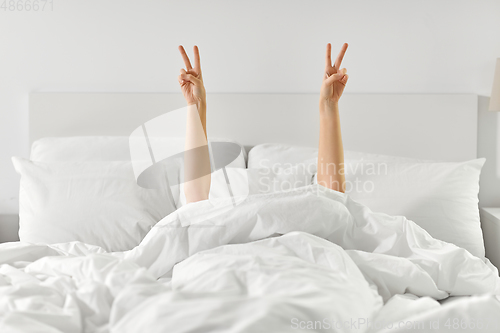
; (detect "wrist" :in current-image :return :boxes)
[319,100,339,116]
[187,99,206,110]
[197,100,206,116]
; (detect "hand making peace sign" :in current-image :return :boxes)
[178,45,206,107]
[320,43,349,107]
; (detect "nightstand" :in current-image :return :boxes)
[480,208,500,272]
[0,215,20,243]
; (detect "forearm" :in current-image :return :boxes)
[317,102,346,192]
[184,102,211,203]
[197,101,207,138]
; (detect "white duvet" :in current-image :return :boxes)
[1,185,499,332]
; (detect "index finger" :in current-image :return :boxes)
[193,45,201,70]
[334,43,348,69]
[325,43,332,69]
[178,45,193,70]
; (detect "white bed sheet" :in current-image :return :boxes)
[0,185,499,332]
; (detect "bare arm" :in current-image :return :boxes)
[178,45,211,203]
[317,43,349,192]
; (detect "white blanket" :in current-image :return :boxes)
[1,185,499,332]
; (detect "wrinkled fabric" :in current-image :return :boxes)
[0,185,499,332]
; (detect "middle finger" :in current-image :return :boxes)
[334,43,348,70]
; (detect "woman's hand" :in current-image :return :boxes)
[179,45,210,203]
[178,45,206,107]
[320,43,349,110]
[317,43,348,193]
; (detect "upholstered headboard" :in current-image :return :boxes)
[29,93,478,161]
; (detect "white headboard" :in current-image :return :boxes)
[29,93,478,161]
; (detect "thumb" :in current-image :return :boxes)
[180,73,202,86]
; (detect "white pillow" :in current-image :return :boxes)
[247,143,438,169]
[178,166,315,207]
[12,157,174,251]
[248,144,319,169]
[30,136,247,167]
[30,136,247,212]
[178,167,252,207]
[314,158,486,258]
[217,156,486,259]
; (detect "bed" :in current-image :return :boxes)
[2,93,498,332]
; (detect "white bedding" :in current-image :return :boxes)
[1,185,499,332]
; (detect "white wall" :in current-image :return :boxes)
[1,0,500,213]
